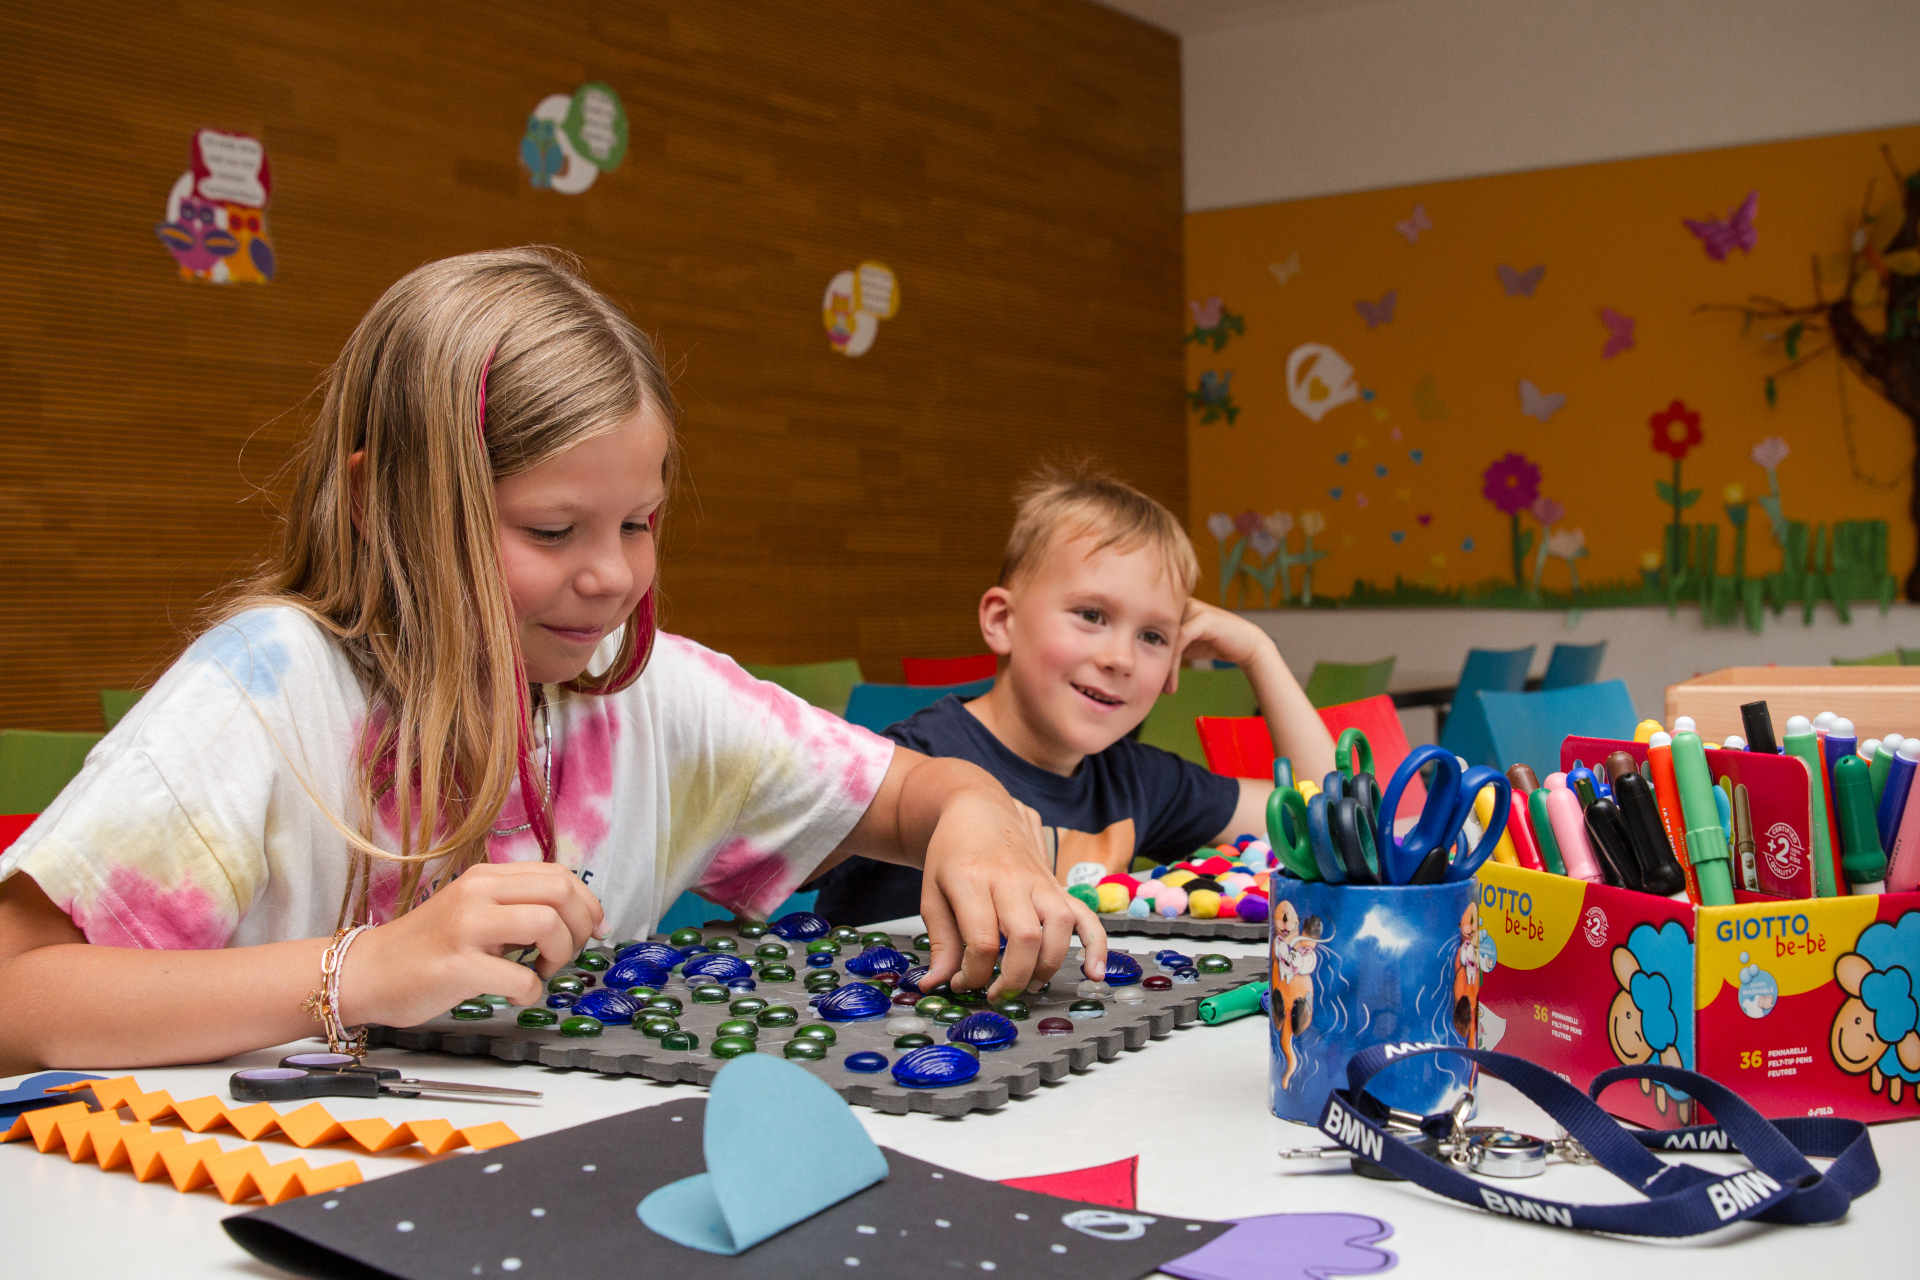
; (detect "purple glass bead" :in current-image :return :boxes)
[770,911,831,941]
[571,989,641,1025]
[615,942,683,970]
[1142,975,1173,991]
[845,946,909,977]
[605,959,670,991]
[946,1010,1018,1051]
[1036,1017,1073,1035]
[891,1044,980,1087]
[1103,954,1144,986]
[682,953,754,984]
[816,983,891,1022]
[844,1051,889,1073]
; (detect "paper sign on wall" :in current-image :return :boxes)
[154,130,275,283]
[521,82,629,194]
[824,261,900,357]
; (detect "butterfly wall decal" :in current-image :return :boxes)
[1496,263,1545,296]
[1518,378,1567,422]
[1394,204,1431,243]
[1682,190,1758,261]
[1354,289,1397,328]
[1268,251,1301,284]
[1599,307,1636,358]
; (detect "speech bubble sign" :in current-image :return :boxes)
[192,130,270,207]
[563,82,628,171]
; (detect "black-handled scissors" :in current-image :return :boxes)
[229,1052,543,1103]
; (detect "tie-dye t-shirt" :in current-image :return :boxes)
[0,607,894,950]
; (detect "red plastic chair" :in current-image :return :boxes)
[900,653,998,686]
[0,814,36,855]
[1195,694,1428,820]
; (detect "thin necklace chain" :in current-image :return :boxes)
[490,689,552,837]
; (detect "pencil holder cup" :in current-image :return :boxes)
[1268,876,1481,1124]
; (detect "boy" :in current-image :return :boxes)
[814,464,1335,925]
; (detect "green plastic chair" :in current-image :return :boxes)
[1302,657,1396,707]
[1832,651,1902,666]
[0,729,104,813]
[1901,649,1920,666]
[740,659,866,717]
[1135,666,1258,767]
[99,688,144,729]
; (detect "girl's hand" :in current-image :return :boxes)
[1166,598,1281,692]
[340,862,604,1028]
[916,784,1107,999]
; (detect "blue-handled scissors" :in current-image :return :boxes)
[1374,745,1512,884]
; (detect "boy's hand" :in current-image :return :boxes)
[1166,597,1281,693]
[917,784,1107,999]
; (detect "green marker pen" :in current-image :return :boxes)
[1782,715,1838,898]
[1869,735,1903,810]
[1669,725,1735,905]
[1834,755,1888,894]
[1528,787,1565,875]
[1198,980,1271,1026]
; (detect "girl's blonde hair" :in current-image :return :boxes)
[224,246,678,923]
[999,461,1198,596]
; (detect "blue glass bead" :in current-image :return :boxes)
[947,1010,1018,1050]
[1172,966,1200,984]
[544,992,578,1009]
[770,910,831,941]
[681,944,712,958]
[815,984,891,1022]
[806,952,836,968]
[898,966,933,995]
[1103,954,1144,987]
[572,989,642,1025]
[844,1051,889,1073]
[605,959,670,991]
[726,978,758,993]
[615,942,684,970]
[891,1044,980,1088]
[845,946,909,977]
[683,953,754,984]
[1156,951,1192,969]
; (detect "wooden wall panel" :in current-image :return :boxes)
[0,1,1182,730]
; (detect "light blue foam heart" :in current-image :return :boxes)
[1374,464,1388,477]
[1409,449,1424,464]
[1329,488,1344,500]
[638,1054,887,1254]
[1390,530,1405,543]
[1335,452,1350,465]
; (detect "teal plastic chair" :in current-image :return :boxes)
[99,688,143,729]
[843,679,993,734]
[1135,666,1258,767]
[1473,680,1640,779]
[1435,645,1536,767]
[0,729,103,813]
[1302,657,1397,707]
[1540,642,1606,690]
[656,888,818,934]
[741,659,866,717]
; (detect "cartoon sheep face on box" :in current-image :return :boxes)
[1604,921,1695,1122]
[1829,913,1920,1104]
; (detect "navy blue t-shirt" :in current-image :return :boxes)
[810,695,1240,925]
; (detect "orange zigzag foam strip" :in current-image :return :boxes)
[2,1099,362,1205]
[43,1076,519,1155]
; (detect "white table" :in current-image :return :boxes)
[2,930,1910,1277]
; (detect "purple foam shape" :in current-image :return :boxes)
[1160,1212,1397,1280]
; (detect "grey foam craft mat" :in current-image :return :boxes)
[369,929,1265,1118]
[1095,911,1268,941]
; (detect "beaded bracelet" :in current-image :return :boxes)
[303,923,374,1057]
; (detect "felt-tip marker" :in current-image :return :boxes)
[1544,772,1604,884]
[1733,783,1758,891]
[1670,724,1734,905]
[1879,740,1918,854]
[1634,719,1664,744]
[1833,755,1887,894]
[1611,771,1688,899]
[1740,700,1779,755]
[1869,735,1903,809]
[1513,765,1565,876]
[1782,715,1839,898]
[1199,979,1271,1026]
[1645,733,1698,901]
[1887,762,1920,894]
[1722,734,1748,751]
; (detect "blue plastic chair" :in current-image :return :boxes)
[1473,680,1640,779]
[1540,641,1607,690]
[656,888,818,935]
[842,679,993,734]
[1435,645,1535,768]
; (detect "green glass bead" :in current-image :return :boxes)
[897,952,920,966]
[659,1030,700,1051]
[950,987,987,1007]
[913,933,932,950]
[756,1005,799,1028]
[829,925,862,944]
[547,974,587,996]
[560,1015,605,1037]
[729,996,769,1016]
[715,1019,759,1040]
[893,1032,933,1050]
[645,995,684,1015]
[913,996,952,1017]
[783,1038,828,1060]
[637,1015,679,1038]
[859,931,893,949]
[793,1024,838,1045]
[517,1008,559,1028]
[690,983,731,1004]
[803,970,842,993]
[1068,999,1106,1018]
[1195,953,1234,974]
[934,1006,968,1025]
[707,936,740,952]
[949,1041,980,1057]
[711,1035,758,1059]
[451,1000,493,1020]
[668,927,704,947]
[758,963,797,983]
[805,938,842,955]
[754,941,791,960]
[991,997,1031,1021]
[623,984,661,1000]
[574,948,613,971]
[476,993,513,1008]
[735,920,769,939]
[612,939,643,953]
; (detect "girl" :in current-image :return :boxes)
[0,247,1102,1074]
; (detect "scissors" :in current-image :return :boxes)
[1375,745,1512,884]
[229,1052,544,1104]
[1266,778,1325,882]
[1321,728,1382,818]
[1307,790,1382,883]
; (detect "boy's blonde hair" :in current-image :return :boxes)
[999,462,1198,596]
[224,246,678,923]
